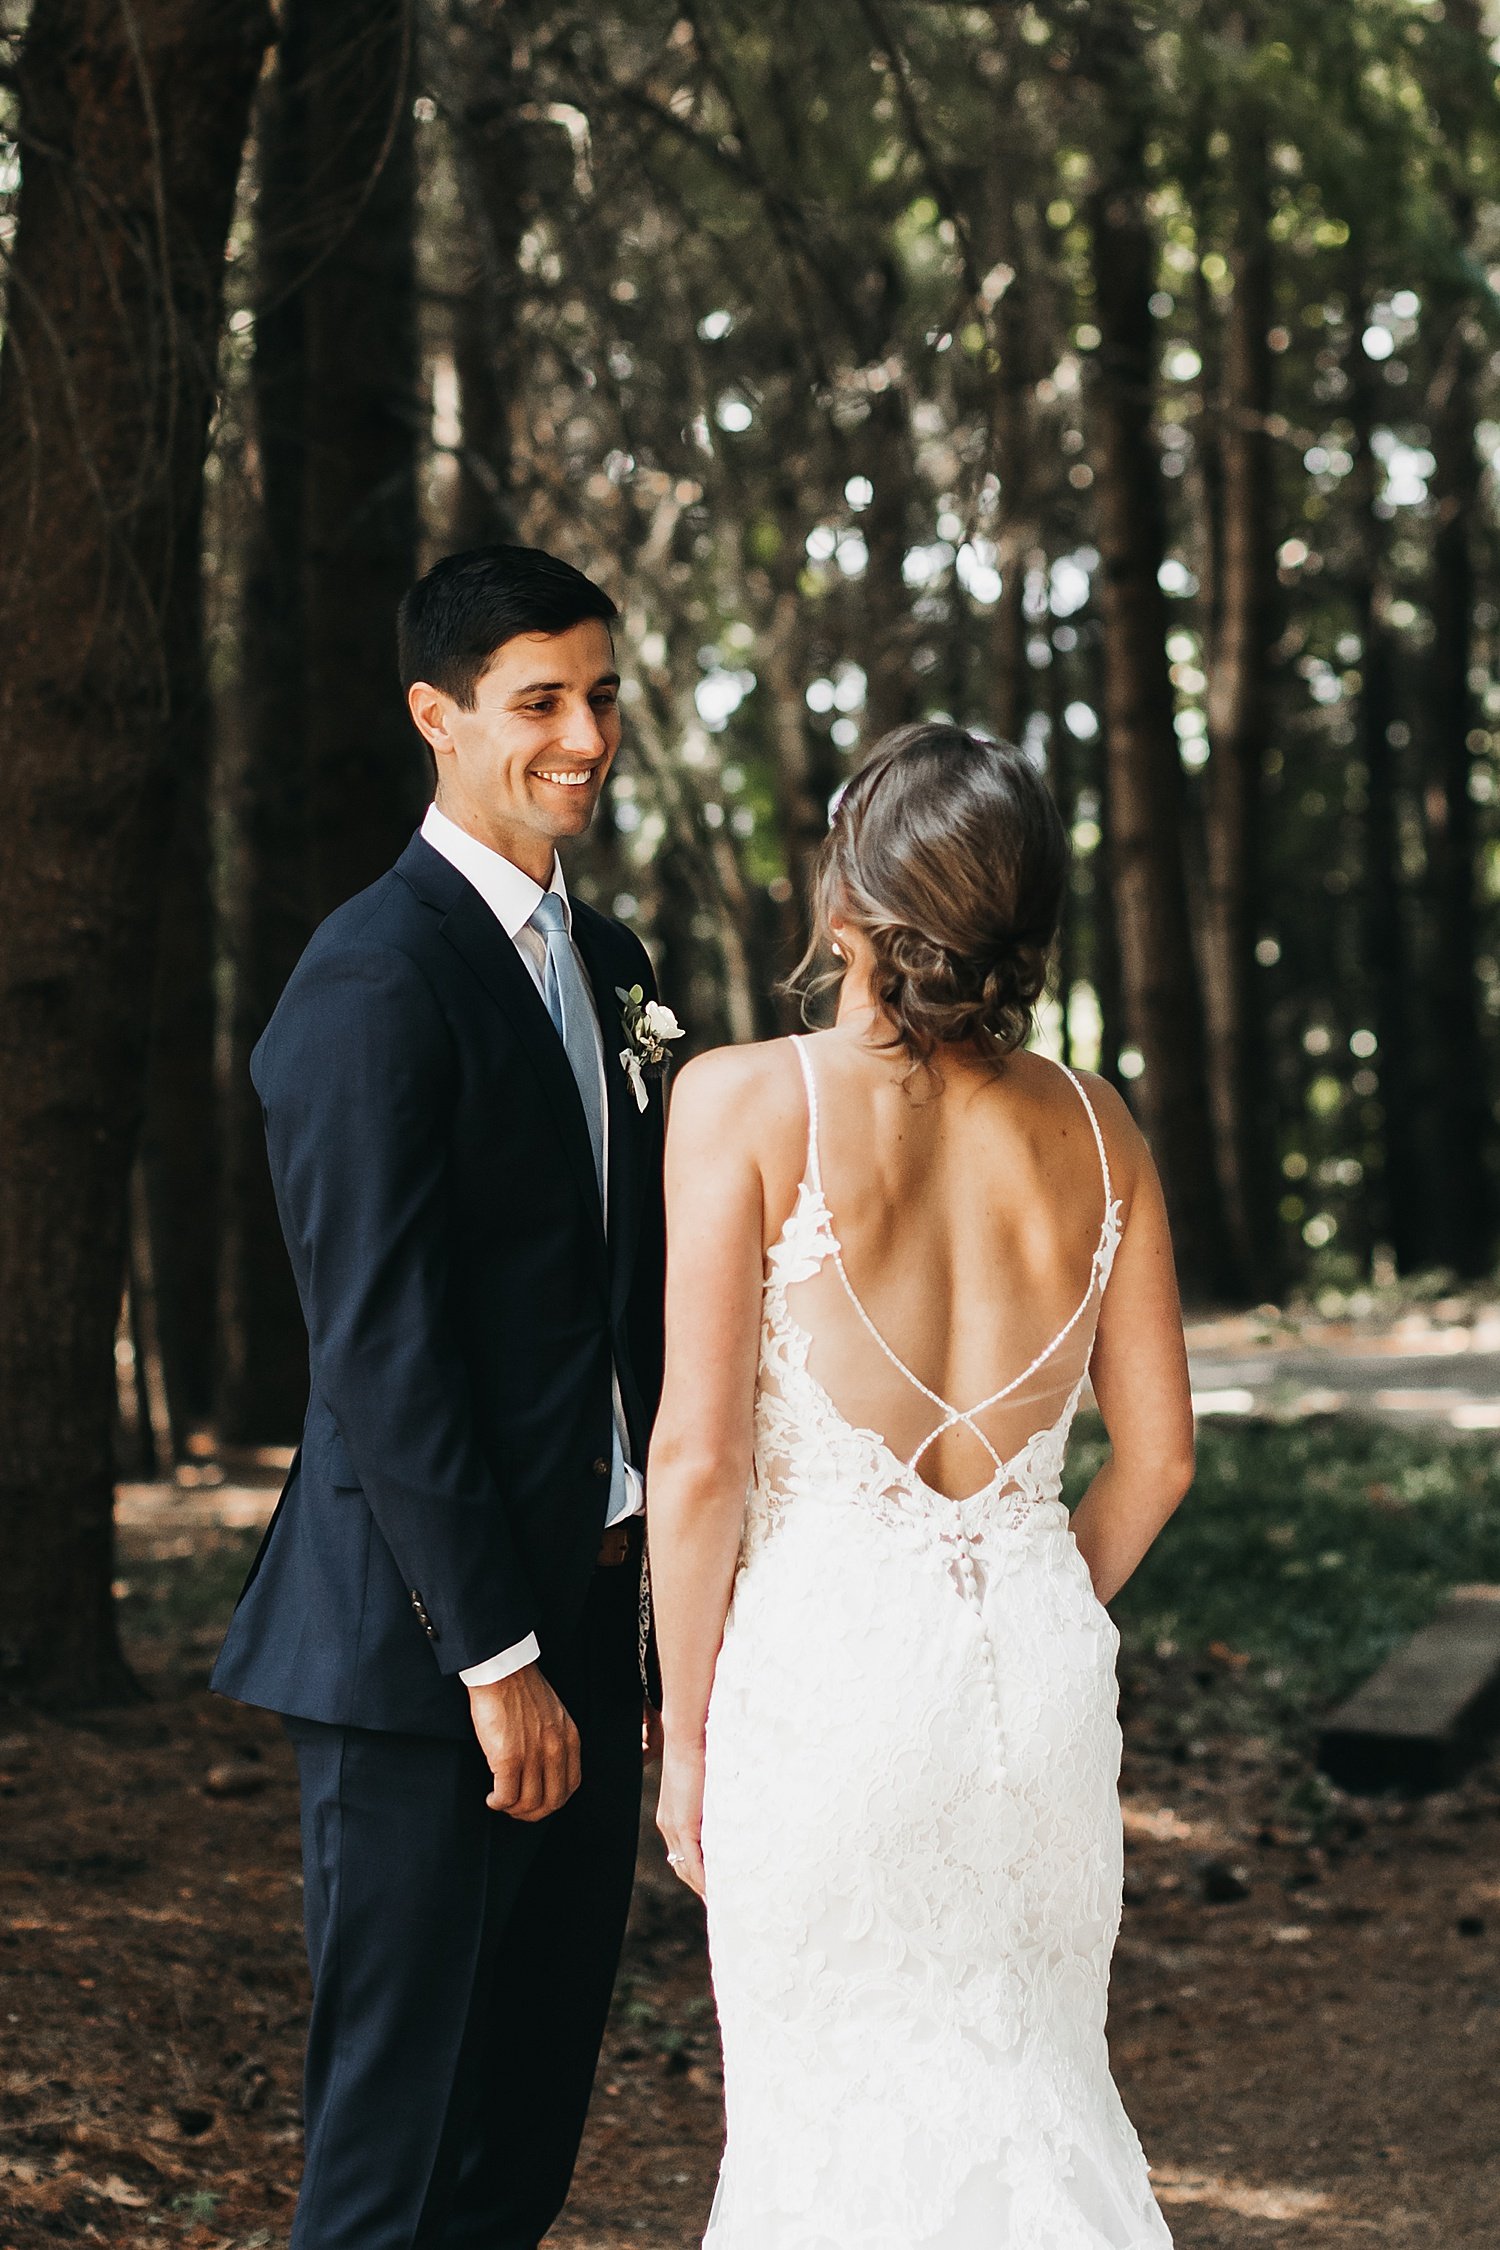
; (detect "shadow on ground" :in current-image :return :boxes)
[1,1505,1498,2248]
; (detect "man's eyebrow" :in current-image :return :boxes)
[505,670,621,702]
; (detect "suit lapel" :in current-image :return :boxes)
[397,836,607,1256]
[571,908,646,1318]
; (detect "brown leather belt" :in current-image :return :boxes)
[596,1520,639,1569]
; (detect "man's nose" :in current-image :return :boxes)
[557,698,608,757]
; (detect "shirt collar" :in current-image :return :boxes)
[420,801,569,940]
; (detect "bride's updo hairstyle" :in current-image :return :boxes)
[796,722,1068,1066]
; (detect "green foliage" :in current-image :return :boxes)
[410,0,1500,1278]
[1066,1414,1500,1717]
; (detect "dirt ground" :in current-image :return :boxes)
[2,1540,1498,2250]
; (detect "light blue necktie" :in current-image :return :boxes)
[530,891,631,1525]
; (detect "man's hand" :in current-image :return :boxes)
[467,1663,580,1821]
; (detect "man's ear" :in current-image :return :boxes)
[407,680,453,760]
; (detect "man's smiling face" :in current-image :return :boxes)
[407,618,622,882]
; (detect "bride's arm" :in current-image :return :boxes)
[1070,1097,1195,1606]
[647,1049,770,1896]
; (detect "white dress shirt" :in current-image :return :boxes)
[419,802,644,1688]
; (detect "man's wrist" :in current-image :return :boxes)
[460,1632,540,1688]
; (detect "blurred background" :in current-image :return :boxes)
[2,5,1500,2245]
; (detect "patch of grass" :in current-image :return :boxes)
[1066,1415,1500,1719]
[116,1529,263,1650]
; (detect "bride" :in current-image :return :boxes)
[647,722,1194,2249]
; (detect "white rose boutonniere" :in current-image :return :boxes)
[616,984,684,1111]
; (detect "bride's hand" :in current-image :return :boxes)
[656,1740,706,1897]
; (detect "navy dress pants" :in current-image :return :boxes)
[283,1561,643,2250]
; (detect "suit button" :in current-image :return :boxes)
[592,1458,610,1477]
[425,1625,438,1641]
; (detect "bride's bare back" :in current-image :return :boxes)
[756,1030,1122,1505]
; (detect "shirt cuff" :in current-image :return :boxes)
[605,1460,646,1528]
[460,1632,541,1687]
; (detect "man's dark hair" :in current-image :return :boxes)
[397,543,618,710]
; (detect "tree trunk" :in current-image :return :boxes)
[300,0,424,917]
[1202,126,1281,1295]
[1045,621,1076,1066]
[439,0,526,549]
[1426,312,1489,1274]
[763,582,839,953]
[140,498,219,1452]
[1092,740,1127,1092]
[0,0,270,1705]
[1424,0,1490,1274]
[1086,148,1239,1300]
[1347,283,1429,1273]
[987,105,1046,750]
[217,17,318,1444]
[860,372,918,745]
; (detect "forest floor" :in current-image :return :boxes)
[1185,1291,1500,1434]
[6,1398,1500,2250]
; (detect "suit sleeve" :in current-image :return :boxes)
[255,942,537,1673]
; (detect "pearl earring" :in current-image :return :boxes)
[831,941,845,962]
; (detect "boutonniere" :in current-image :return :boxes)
[616,985,684,1112]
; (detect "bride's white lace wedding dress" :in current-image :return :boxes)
[699,1038,1172,2249]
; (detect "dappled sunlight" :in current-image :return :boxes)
[1152,2164,1335,2221]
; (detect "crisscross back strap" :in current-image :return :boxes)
[781,1039,1117,1490]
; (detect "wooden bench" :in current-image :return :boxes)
[1317,1585,1500,1794]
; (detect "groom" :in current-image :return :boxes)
[213,545,667,2249]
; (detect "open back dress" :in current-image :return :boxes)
[699,1036,1171,2250]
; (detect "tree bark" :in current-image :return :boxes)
[1347,283,1429,1272]
[217,17,317,1444]
[1423,0,1490,1274]
[1045,620,1076,1066]
[1426,310,1489,1273]
[987,94,1048,750]
[1091,728,1127,1092]
[139,491,219,1451]
[859,373,918,745]
[439,0,527,549]
[1086,141,1239,1300]
[763,581,840,957]
[0,0,270,1704]
[300,0,424,918]
[1202,122,1281,1295]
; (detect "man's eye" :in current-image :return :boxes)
[592,692,619,711]
[526,699,556,714]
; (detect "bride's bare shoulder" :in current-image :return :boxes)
[1015,1055,1148,1199]
[666,1037,808,1151]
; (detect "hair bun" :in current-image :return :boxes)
[789,723,1068,1067]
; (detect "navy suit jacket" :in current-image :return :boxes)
[212,832,667,1740]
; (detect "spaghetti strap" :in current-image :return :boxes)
[789,1035,824,1192]
[1056,1062,1115,1260]
[1057,1063,1113,1236]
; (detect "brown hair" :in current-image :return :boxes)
[790,722,1069,1066]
